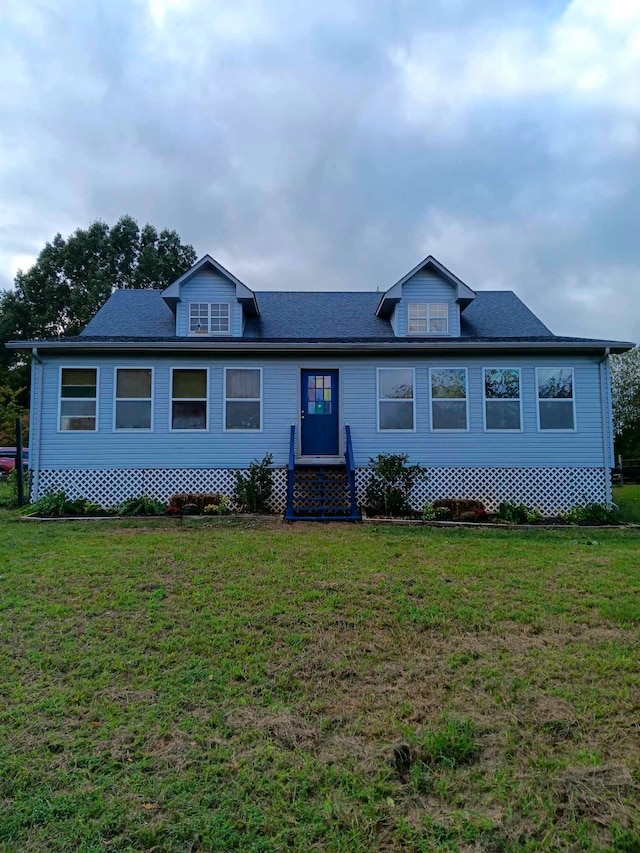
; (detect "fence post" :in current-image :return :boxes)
[15,418,25,507]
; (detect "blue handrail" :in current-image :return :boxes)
[285,424,296,519]
[344,424,359,518]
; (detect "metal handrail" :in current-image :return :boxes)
[344,424,359,518]
[286,424,296,518]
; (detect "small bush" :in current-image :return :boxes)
[420,716,480,768]
[562,502,621,525]
[234,453,274,513]
[203,495,230,515]
[432,499,485,520]
[497,501,543,524]
[365,453,425,517]
[118,495,166,516]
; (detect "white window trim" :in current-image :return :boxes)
[376,367,416,432]
[170,366,209,432]
[482,367,523,433]
[535,366,577,433]
[188,302,231,336]
[57,365,99,433]
[113,367,154,432]
[223,367,263,432]
[429,367,469,432]
[407,302,450,336]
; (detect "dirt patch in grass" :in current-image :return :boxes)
[552,764,639,826]
[225,708,321,751]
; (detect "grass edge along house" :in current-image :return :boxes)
[7,254,634,519]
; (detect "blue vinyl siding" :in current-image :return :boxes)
[393,271,461,337]
[36,353,607,472]
[175,269,243,336]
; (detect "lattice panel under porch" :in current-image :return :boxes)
[354,467,607,515]
[37,468,288,513]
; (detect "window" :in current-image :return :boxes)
[225,368,261,430]
[171,368,208,430]
[115,368,152,430]
[484,368,522,430]
[537,367,575,430]
[430,368,467,430]
[378,368,415,430]
[408,303,449,334]
[189,302,230,335]
[59,368,97,431]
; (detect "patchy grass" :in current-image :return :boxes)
[1,515,639,852]
[614,484,640,523]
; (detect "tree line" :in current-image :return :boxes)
[0,216,196,443]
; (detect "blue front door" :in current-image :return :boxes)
[301,369,339,456]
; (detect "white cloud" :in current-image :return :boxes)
[393,0,640,124]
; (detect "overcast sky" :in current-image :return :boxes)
[0,0,638,342]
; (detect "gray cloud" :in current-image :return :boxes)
[0,0,638,343]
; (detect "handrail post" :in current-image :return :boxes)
[285,424,296,519]
[344,424,360,519]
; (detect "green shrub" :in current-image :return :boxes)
[0,469,19,509]
[562,502,621,525]
[365,453,425,517]
[118,495,166,516]
[22,491,107,517]
[234,453,274,513]
[420,716,480,768]
[497,501,543,524]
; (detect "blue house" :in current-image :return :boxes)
[9,254,634,518]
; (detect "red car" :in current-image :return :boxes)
[0,448,29,480]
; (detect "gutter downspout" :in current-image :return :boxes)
[600,347,612,503]
[31,347,43,501]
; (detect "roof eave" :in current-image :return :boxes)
[8,339,635,355]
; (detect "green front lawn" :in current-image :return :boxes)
[1,516,639,851]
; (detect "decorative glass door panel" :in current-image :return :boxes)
[300,369,339,455]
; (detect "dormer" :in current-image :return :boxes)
[376,255,475,338]
[161,255,259,337]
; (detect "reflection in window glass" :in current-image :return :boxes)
[484,368,521,430]
[378,369,414,430]
[431,368,467,430]
[538,368,574,429]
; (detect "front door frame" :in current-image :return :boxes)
[298,367,342,460]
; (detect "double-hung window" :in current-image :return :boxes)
[171,368,208,430]
[430,368,468,430]
[225,368,261,430]
[59,368,98,431]
[378,368,415,430]
[189,303,230,335]
[484,368,522,430]
[115,368,153,430]
[537,367,575,430]
[408,303,449,334]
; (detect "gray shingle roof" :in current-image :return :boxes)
[80,288,553,340]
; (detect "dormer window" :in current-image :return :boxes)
[408,303,449,335]
[189,302,230,335]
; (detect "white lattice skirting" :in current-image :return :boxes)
[356,466,608,515]
[36,468,289,513]
[37,466,607,515]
